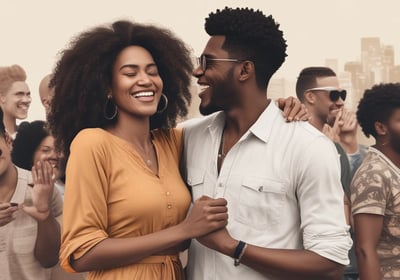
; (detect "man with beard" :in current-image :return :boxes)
[351,83,400,280]
[295,67,352,215]
[182,7,352,280]
[295,66,357,279]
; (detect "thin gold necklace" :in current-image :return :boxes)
[145,142,154,166]
[218,131,226,160]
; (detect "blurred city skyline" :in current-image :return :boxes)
[267,36,400,109]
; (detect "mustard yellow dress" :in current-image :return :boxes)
[60,128,191,280]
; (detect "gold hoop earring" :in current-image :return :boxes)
[104,96,117,120]
[156,94,168,114]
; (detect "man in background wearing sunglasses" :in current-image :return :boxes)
[296,66,358,280]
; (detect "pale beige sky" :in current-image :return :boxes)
[1,0,399,121]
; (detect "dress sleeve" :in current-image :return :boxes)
[60,129,110,272]
[296,136,353,265]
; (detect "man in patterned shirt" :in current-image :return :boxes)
[351,83,400,280]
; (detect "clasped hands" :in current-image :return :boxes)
[182,195,232,252]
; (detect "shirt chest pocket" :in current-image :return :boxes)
[235,177,286,230]
[186,167,206,199]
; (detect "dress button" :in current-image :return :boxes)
[218,183,223,187]
[167,203,172,209]
[166,191,170,196]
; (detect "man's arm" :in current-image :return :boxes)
[197,228,343,280]
[353,214,383,280]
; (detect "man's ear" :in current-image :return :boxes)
[0,94,6,104]
[374,121,387,136]
[304,91,315,104]
[238,61,254,82]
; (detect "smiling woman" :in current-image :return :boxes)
[47,20,229,280]
[0,65,31,139]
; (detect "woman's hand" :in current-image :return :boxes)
[23,160,55,221]
[181,195,228,238]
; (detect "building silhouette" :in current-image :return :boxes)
[345,37,400,107]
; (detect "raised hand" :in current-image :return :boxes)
[339,109,358,134]
[0,202,19,227]
[322,109,343,143]
[181,195,228,238]
[338,108,359,153]
[23,160,55,221]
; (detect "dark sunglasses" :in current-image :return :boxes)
[196,54,243,72]
[305,87,347,102]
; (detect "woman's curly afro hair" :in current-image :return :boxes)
[12,120,49,170]
[47,20,193,159]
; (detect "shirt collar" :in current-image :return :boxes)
[248,101,280,143]
[206,101,282,143]
[207,111,226,135]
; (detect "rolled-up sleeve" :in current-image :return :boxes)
[296,137,353,265]
[60,130,110,273]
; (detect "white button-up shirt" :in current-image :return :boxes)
[182,102,352,280]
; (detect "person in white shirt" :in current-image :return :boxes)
[295,66,358,279]
[182,7,352,280]
[0,107,62,280]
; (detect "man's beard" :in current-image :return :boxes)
[199,68,235,116]
[388,131,400,155]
